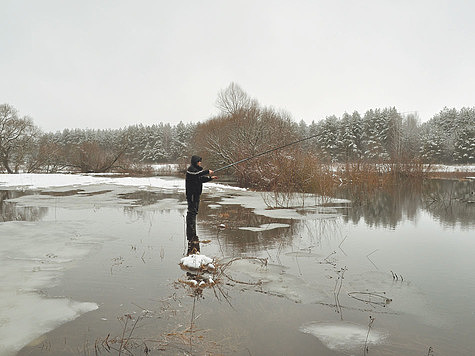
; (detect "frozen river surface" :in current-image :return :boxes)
[0,174,474,355]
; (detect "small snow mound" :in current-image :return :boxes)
[180,254,213,270]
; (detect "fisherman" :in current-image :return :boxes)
[185,155,217,255]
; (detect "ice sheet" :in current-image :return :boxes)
[0,294,97,356]
[221,258,331,303]
[0,220,100,355]
[219,190,347,220]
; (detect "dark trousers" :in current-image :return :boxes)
[186,194,200,241]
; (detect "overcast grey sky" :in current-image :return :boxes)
[1,0,474,132]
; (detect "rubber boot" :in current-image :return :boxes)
[187,237,200,256]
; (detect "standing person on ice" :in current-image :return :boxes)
[186,155,217,255]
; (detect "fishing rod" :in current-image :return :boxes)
[213,133,320,173]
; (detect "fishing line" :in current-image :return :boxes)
[213,133,320,173]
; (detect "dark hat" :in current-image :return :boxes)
[191,155,202,166]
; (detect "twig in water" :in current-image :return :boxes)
[363,316,375,355]
[338,234,348,256]
[390,270,404,282]
[366,249,379,270]
[348,291,392,307]
[190,295,197,353]
[333,267,347,319]
[321,251,337,266]
[118,314,131,356]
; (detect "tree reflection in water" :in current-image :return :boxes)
[337,178,474,229]
[0,190,48,222]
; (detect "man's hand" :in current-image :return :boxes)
[211,176,218,179]
[209,170,214,175]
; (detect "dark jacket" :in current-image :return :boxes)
[186,156,213,197]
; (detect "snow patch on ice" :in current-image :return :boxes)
[300,321,386,352]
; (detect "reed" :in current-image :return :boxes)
[245,152,426,208]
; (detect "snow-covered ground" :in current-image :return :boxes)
[151,163,179,172]
[427,164,475,172]
[0,173,245,192]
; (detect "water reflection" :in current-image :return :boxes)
[198,201,296,254]
[0,190,48,222]
[337,179,475,229]
[118,190,177,206]
[422,179,475,228]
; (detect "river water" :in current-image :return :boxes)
[0,176,474,355]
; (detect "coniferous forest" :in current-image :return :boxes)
[1,84,474,175]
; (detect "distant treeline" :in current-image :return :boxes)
[0,83,473,174]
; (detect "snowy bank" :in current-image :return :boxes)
[427,164,475,173]
[0,173,245,192]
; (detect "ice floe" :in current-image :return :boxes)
[219,190,348,220]
[0,220,100,355]
[239,223,290,232]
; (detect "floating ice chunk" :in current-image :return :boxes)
[208,204,222,209]
[180,254,213,269]
[208,277,214,284]
[239,223,290,232]
[299,321,386,352]
[219,190,348,220]
[0,294,97,356]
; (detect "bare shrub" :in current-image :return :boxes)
[67,141,127,173]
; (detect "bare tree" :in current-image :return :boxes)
[215,82,258,116]
[195,84,299,187]
[0,104,38,173]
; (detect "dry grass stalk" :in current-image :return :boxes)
[364,315,375,355]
